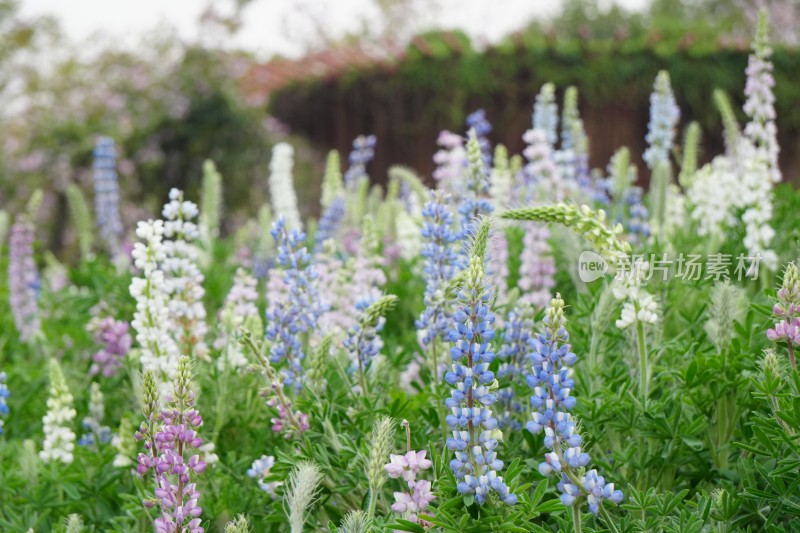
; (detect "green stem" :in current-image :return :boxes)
[572,505,583,533]
[635,308,648,410]
[598,504,621,533]
[367,485,378,520]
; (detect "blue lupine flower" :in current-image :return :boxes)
[267,218,326,390]
[0,371,9,436]
[527,294,623,515]
[626,187,650,242]
[533,83,559,148]
[466,109,493,169]
[343,298,384,376]
[643,71,680,170]
[458,129,494,241]
[496,306,535,430]
[92,136,123,253]
[445,238,516,506]
[314,196,346,252]
[416,192,460,348]
[344,134,377,190]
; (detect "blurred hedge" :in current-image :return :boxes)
[269,29,800,184]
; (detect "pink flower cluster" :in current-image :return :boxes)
[385,450,435,527]
[266,396,310,437]
[767,263,800,369]
[88,316,132,377]
[518,223,556,308]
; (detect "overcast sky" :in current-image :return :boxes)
[20,0,649,59]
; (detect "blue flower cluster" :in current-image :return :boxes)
[533,83,559,147]
[445,254,516,506]
[626,187,650,242]
[344,134,377,190]
[0,371,9,436]
[416,193,459,348]
[267,218,325,390]
[466,109,493,169]
[458,129,494,239]
[314,196,346,252]
[643,71,680,170]
[78,418,111,447]
[496,306,535,430]
[527,294,623,515]
[343,298,385,378]
[93,136,123,252]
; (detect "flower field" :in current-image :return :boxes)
[2,10,800,533]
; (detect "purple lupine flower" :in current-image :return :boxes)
[314,196,346,252]
[93,136,124,254]
[8,216,40,342]
[432,130,466,197]
[445,224,516,506]
[767,262,800,369]
[517,224,555,308]
[266,396,309,435]
[466,109,493,169]
[344,134,376,191]
[136,357,207,533]
[88,316,132,378]
[522,129,572,202]
[527,294,623,514]
[266,218,326,390]
[533,83,559,148]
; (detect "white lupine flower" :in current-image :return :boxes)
[269,143,302,230]
[162,189,208,359]
[613,261,659,330]
[130,219,180,390]
[215,268,260,371]
[40,360,76,464]
[395,210,422,261]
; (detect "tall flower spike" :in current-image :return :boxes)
[767,262,800,370]
[88,316,131,378]
[285,461,324,533]
[344,134,377,191]
[433,130,467,198]
[445,220,517,506]
[267,218,325,390]
[533,83,559,147]
[321,150,344,210]
[269,143,302,230]
[643,71,680,171]
[559,86,590,189]
[136,355,207,533]
[92,136,123,254]
[522,129,571,203]
[527,294,623,515]
[40,359,77,464]
[8,214,41,342]
[344,295,398,394]
[744,10,780,184]
[496,305,535,430]
[130,219,180,390]
[200,159,223,244]
[458,128,494,240]
[465,109,493,170]
[216,268,261,371]
[517,224,555,308]
[162,188,208,359]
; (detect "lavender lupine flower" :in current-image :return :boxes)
[92,136,123,254]
[533,83,559,147]
[416,192,460,353]
[466,109,493,169]
[643,71,680,171]
[517,224,555,308]
[767,263,800,370]
[266,218,325,390]
[496,306,535,430]
[445,221,516,506]
[523,129,572,202]
[559,87,590,189]
[8,216,41,342]
[40,359,77,464]
[314,196,346,252]
[136,357,207,533]
[130,219,180,390]
[162,189,208,359]
[344,134,377,191]
[744,11,780,184]
[78,383,111,447]
[432,130,467,197]
[247,455,282,497]
[527,294,623,514]
[87,316,132,378]
[385,421,435,527]
[0,371,9,436]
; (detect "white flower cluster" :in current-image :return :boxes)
[40,360,77,464]
[162,188,208,359]
[269,143,302,231]
[215,268,260,370]
[523,129,575,202]
[130,219,180,384]
[613,262,659,330]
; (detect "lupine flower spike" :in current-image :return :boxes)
[136,356,207,533]
[343,294,398,394]
[40,359,77,464]
[8,214,41,342]
[92,136,124,254]
[767,263,800,370]
[386,420,435,526]
[445,219,517,505]
[88,316,132,378]
[527,294,623,520]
